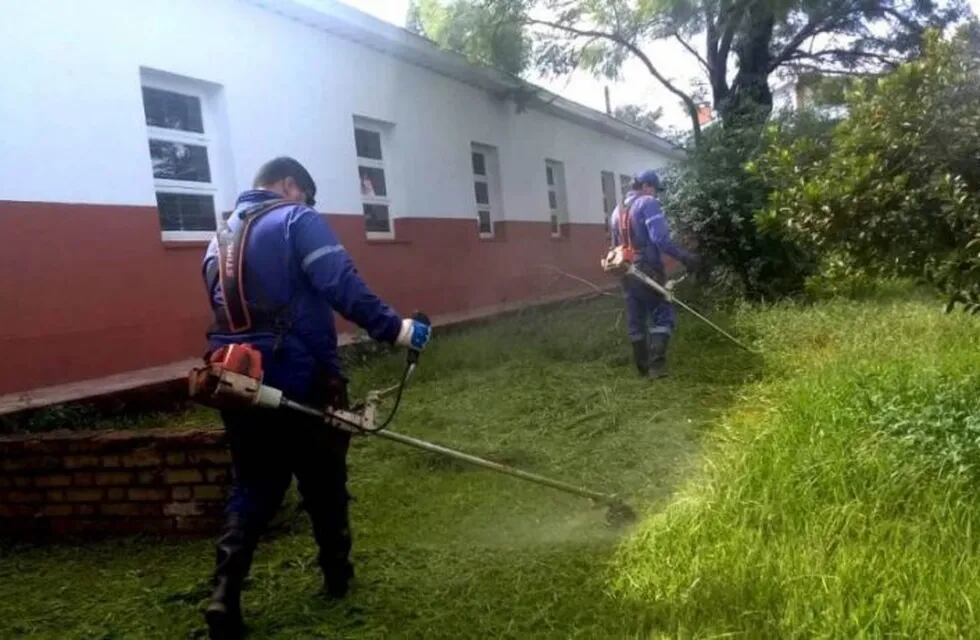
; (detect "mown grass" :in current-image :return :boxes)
[0,297,756,639]
[3,287,977,638]
[614,287,980,637]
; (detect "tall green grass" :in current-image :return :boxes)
[613,290,980,637]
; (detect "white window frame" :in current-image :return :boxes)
[353,118,394,240]
[601,170,617,222]
[141,72,224,243]
[471,143,502,239]
[546,159,568,238]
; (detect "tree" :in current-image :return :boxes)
[612,104,664,133]
[755,32,980,310]
[444,0,968,142]
[407,0,531,76]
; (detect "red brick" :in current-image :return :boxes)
[0,503,36,518]
[186,449,232,465]
[65,488,103,502]
[41,504,73,517]
[120,449,162,468]
[95,471,134,486]
[163,501,204,517]
[3,456,61,472]
[12,476,33,488]
[174,516,223,532]
[72,472,95,487]
[100,503,141,517]
[101,455,121,467]
[5,490,43,503]
[0,476,11,488]
[106,488,126,500]
[165,452,186,465]
[193,485,225,501]
[64,455,100,469]
[137,470,162,484]
[171,486,193,501]
[128,487,168,501]
[164,469,203,484]
[138,518,175,534]
[76,504,97,516]
[205,468,229,483]
[34,474,72,488]
[46,489,66,502]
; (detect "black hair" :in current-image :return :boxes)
[631,179,642,191]
[253,156,317,206]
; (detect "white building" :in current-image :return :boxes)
[0,0,681,395]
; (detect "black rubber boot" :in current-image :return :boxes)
[313,509,354,599]
[648,334,670,379]
[206,520,252,640]
[631,340,649,376]
[322,556,355,599]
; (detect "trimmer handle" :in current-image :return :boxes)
[407,311,431,365]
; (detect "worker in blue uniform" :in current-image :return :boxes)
[200,157,431,639]
[610,169,699,377]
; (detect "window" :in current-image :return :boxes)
[601,171,617,220]
[471,143,502,238]
[620,174,633,198]
[545,159,567,237]
[354,119,393,237]
[141,80,222,238]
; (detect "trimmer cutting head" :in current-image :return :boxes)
[605,500,637,527]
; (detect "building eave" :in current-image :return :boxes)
[245,0,685,159]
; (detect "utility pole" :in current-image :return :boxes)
[604,85,612,115]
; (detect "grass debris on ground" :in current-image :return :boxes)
[0,297,754,639]
[1,286,978,638]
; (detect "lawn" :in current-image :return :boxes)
[1,287,978,639]
[0,296,756,639]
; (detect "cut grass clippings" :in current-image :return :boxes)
[2,287,978,638]
[0,297,756,639]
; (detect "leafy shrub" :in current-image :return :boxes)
[755,31,980,311]
[665,112,834,300]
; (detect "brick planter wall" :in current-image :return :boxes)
[0,429,230,537]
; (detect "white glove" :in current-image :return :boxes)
[396,318,432,350]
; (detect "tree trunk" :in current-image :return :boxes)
[719,1,774,125]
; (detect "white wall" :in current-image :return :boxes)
[0,0,672,226]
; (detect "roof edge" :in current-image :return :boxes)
[245,0,685,158]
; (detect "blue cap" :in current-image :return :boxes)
[635,169,663,190]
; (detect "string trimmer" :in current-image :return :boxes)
[624,266,756,353]
[188,325,636,526]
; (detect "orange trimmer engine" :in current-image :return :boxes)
[188,344,284,410]
[600,200,636,275]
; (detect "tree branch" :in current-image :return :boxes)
[768,14,835,73]
[882,7,922,32]
[786,63,878,77]
[674,32,710,72]
[527,17,702,143]
[794,47,903,69]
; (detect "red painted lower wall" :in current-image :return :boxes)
[0,201,613,394]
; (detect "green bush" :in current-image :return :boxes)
[756,31,980,312]
[664,112,833,300]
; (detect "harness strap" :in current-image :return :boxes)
[215,199,289,333]
[617,198,636,263]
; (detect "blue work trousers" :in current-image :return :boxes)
[623,278,675,342]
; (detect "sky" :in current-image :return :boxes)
[337,0,980,132]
